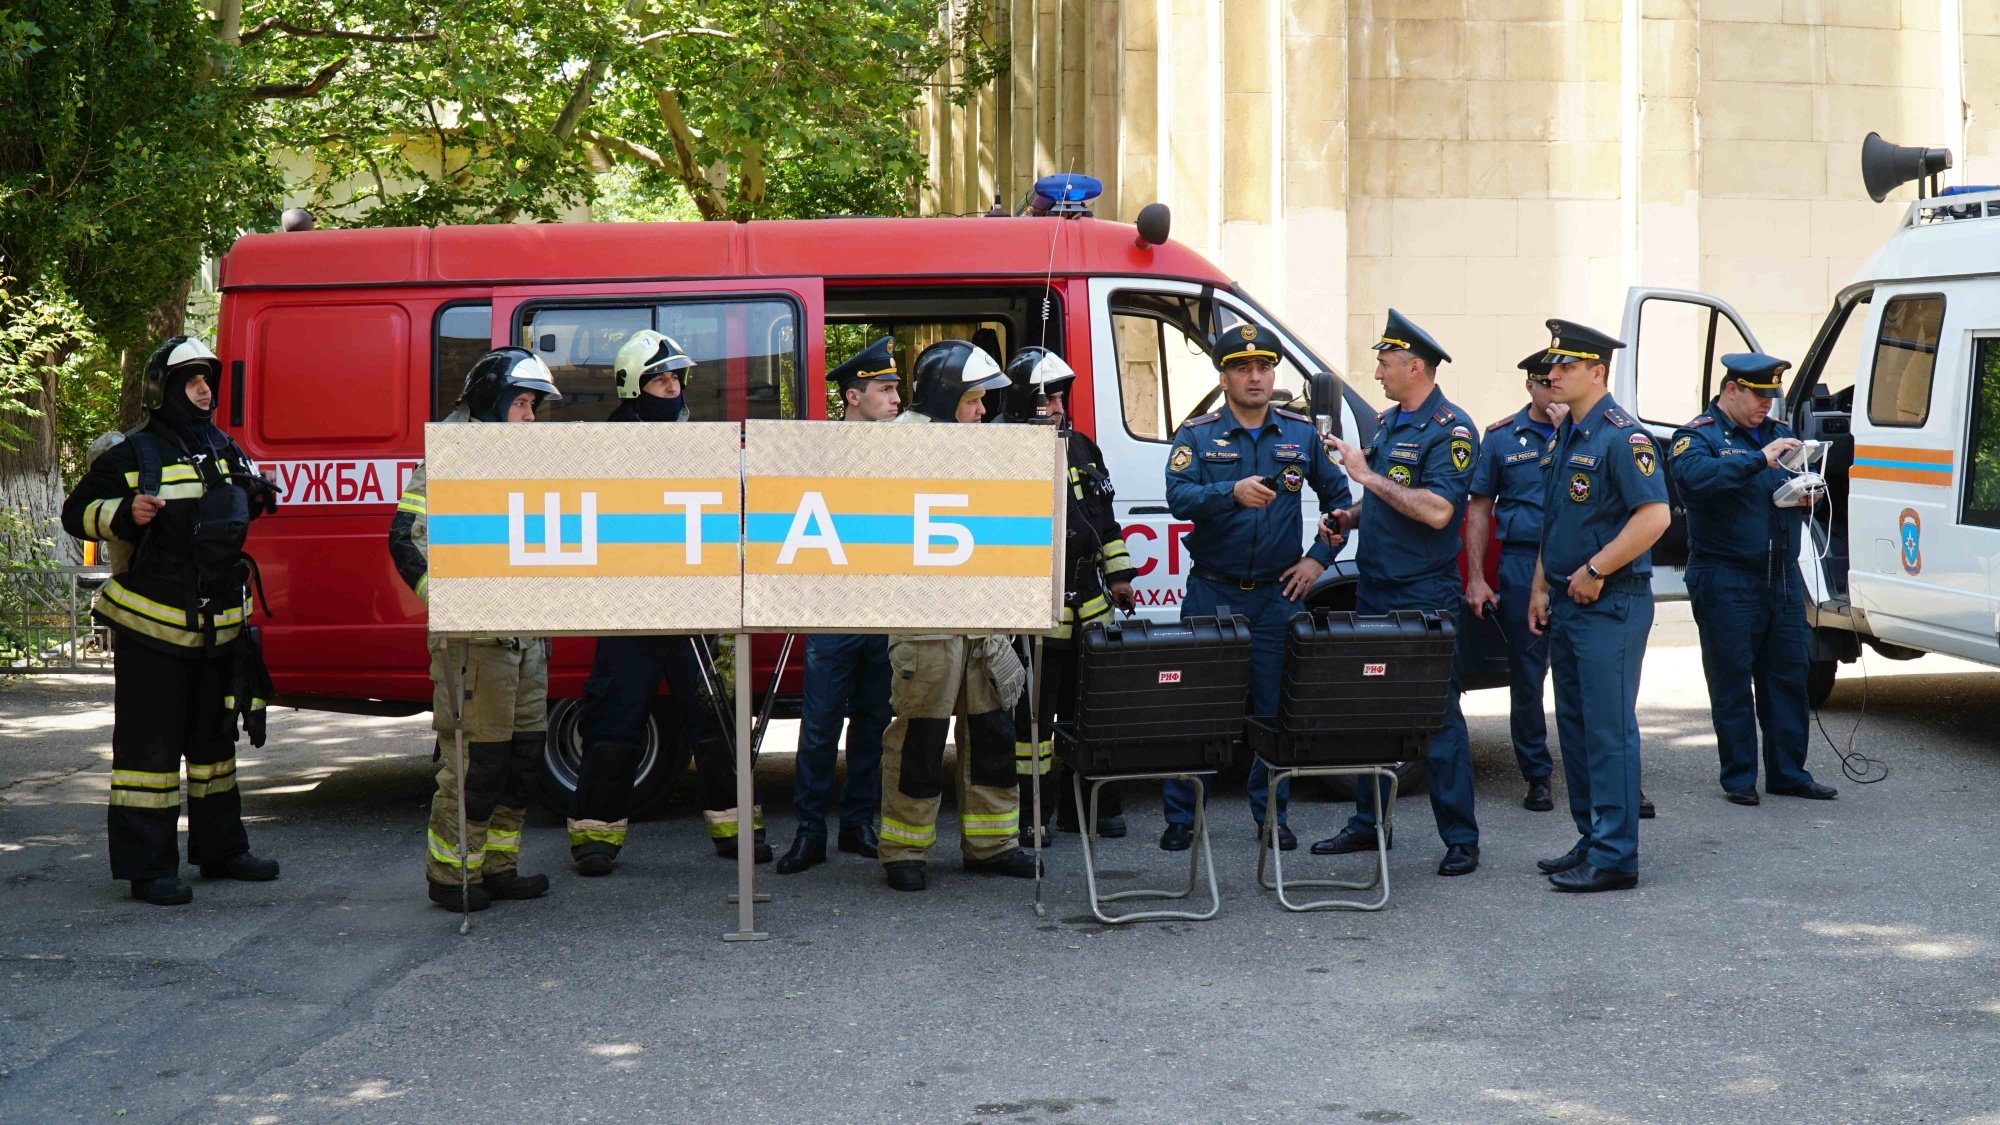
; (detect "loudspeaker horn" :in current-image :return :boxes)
[1861,132,1953,203]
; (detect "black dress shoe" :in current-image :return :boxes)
[1536,838,1591,874]
[1725,787,1760,806]
[1769,781,1838,800]
[963,847,1041,879]
[1437,843,1479,877]
[837,824,879,857]
[427,879,492,912]
[1639,791,1656,819]
[776,834,827,875]
[199,852,279,881]
[1258,822,1299,852]
[1548,863,1638,893]
[713,830,775,863]
[883,862,926,892]
[481,870,550,900]
[1523,780,1554,812]
[1096,815,1127,839]
[131,876,193,906]
[573,842,617,877]
[1159,823,1193,852]
[1310,826,1391,856]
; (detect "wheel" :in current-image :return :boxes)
[1309,760,1427,801]
[1807,659,1838,709]
[531,697,692,820]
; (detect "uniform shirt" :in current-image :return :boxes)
[1356,384,1479,591]
[1166,405,1351,582]
[1538,393,1668,582]
[1669,400,1806,571]
[1470,405,1555,547]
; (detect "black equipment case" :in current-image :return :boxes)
[1057,615,1252,775]
[1249,609,1457,767]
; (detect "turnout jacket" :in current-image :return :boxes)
[62,416,264,654]
[1057,428,1137,639]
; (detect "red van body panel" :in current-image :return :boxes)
[217,217,1225,710]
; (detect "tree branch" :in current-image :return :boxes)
[582,130,667,170]
[237,17,439,45]
[635,26,738,46]
[654,88,728,220]
[551,56,609,144]
[247,56,349,100]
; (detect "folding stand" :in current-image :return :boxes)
[1072,767,1221,924]
[1254,761,1400,912]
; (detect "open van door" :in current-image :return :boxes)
[1615,287,1764,597]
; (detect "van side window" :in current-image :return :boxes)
[516,298,803,423]
[1866,295,1945,427]
[433,303,493,422]
[1963,338,2000,530]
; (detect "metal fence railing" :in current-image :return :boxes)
[2,566,114,673]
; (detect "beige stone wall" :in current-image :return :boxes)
[920,0,1982,431]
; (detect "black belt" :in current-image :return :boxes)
[1191,565,1276,591]
[1550,573,1651,597]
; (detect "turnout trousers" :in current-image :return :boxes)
[425,637,547,885]
[1548,581,1652,874]
[569,634,749,858]
[1163,576,1292,829]
[1685,561,1815,793]
[792,633,889,839]
[106,639,250,882]
[1346,581,1480,847]
[878,635,1024,865]
[1495,545,1554,782]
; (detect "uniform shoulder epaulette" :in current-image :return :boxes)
[1485,416,1510,432]
[1180,411,1219,429]
[1431,407,1456,427]
[1602,407,1634,428]
[1684,414,1715,429]
[1274,407,1310,423]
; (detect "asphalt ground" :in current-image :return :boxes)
[3,624,1998,1124]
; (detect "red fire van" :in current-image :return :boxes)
[215,208,1388,811]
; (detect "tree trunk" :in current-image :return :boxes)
[117,277,195,429]
[0,356,77,563]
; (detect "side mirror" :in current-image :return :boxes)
[1309,371,1344,440]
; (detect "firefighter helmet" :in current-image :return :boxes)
[908,339,1009,422]
[461,347,562,422]
[613,330,695,398]
[141,336,221,412]
[1000,347,1075,422]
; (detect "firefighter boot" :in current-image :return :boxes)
[712,826,773,863]
[572,842,618,877]
[427,879,492,912]
[481,870,550,900]
[884,861,927,892]
[963,847,1041,878]
[199,852,280,881]
[131,877,194,906]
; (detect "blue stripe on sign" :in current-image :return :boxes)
[428,513,742,546]
[742,513,1054,546]
[1853,458,1951,473]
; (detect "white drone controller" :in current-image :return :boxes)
[1778,439,1829,471]
[1772,439,1830,508]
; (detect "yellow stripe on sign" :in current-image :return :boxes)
[427,478,740,516]
[431,542,740,579]
[742,542,1051,577]
[747,477,1053,518]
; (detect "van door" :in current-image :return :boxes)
[1086,277,1364,623]
[1615,287,1764,597]
[1847,288,2000,664]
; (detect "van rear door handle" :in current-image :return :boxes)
[1130,505,1170,514]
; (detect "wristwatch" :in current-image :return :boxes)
[1585,563,1605,580]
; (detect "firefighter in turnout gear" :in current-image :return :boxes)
[389,347,560,912]
[61,336,282,905]
[878,339,1038,892]
[997,346,1138,841]
[568,330,770,876]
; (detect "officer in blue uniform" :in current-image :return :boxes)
[1160,322,1352,853]
[775,337,899,875]
[1464,351,1565,812]
[1669,353,1838,806]
[1526,320,1671,893]
[1310,310,1481,877]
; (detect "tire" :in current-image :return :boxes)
[1309,760,1427,801]
[531,697,692,820]
[1807,659,1838,709]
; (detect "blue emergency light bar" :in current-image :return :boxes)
[1029,174,1103,215]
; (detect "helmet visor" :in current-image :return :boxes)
[962,347,1010,394]
[504,353,563,401]
[1031,351,1076,391]
[163,337,220,374]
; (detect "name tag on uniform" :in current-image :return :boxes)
[1200,450,1239,462]
[1273,450,1308,463]
[1388,448,1421,464]
[1504,450,1540,465]
[1567,453,1598,469]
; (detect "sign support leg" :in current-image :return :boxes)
[724,632,769,941]
[452,640,471,936]
[1028,634,1046,918]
